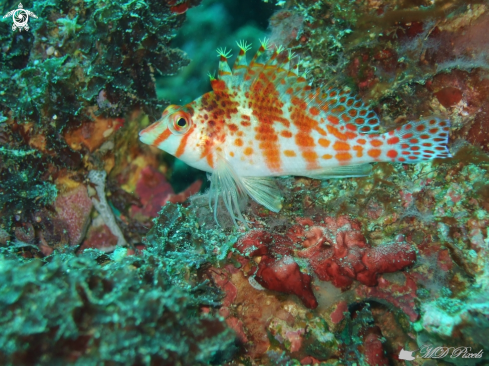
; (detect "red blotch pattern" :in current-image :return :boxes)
[235,216,417,308]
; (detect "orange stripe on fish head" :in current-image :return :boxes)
[140,105,206,170]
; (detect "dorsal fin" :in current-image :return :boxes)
[216,47,233,86]
[241,38,271,90]
[209,41,382,134]
[312,87,381,133]
[232,40,252,86]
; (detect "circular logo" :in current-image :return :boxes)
[12,9,29,28]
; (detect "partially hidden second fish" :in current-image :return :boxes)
[139,39,451,226]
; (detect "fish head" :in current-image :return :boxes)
[139,103,211,171]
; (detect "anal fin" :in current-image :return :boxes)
[303,164,372,179]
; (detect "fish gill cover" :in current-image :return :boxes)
[0,0,489,365]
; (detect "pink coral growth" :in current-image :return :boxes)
[235,216,417,309]
[236,230,318,309]
[131,166,202,218]
[54,184,93,246]
[292,216,417,289]
[356,274,419,321]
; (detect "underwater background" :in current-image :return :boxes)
[0,0,489,365]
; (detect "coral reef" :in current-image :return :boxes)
[0,0,203,252]
[234,216,416,310]
[0,203,237,365]
[1,0,489,364]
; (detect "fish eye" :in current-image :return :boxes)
[169,112,192,134]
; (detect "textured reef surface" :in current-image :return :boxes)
[1,0,489,365]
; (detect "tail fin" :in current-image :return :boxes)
[387,117,452,163]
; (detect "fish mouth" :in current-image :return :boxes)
[138,126,153,144]
[138,118,166,145]
[138,130,152,145]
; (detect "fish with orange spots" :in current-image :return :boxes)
[139,39,451,226]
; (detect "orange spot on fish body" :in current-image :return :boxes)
[206,152,214,168]
[316,127,327,136]
[302,151,319,169]
[327,116,340,125]
[281,130,293,138]
[244,147,253,156]
[295,133,315,147]
[327,125,348,141]
[318,138,330,148]
[387,150,398,158]
[387,136,400,144]
[235,138,243,146]
[310,107,320,116]
[333,141,350,151]
[370,139,383,147]
[284,150,296,157]
[322,154,333,160]
[335,152,352,162]
[353,145,363,157]
[357,139,366,145]
[368,149,381,158]
[345,131,357,139]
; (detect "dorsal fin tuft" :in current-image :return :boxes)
[232,40,252,86]
[236,40,252,53]
[259,37,270,51]
[216,47,233,86]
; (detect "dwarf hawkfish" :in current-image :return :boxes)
[139,39,451,226]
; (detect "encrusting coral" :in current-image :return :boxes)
[235,215,416,309]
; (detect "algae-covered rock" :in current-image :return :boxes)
[0,223,236,365]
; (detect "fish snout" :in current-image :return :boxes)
[139,120,166,146]
[138,126,154,145]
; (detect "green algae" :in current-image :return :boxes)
[0,203,238,365]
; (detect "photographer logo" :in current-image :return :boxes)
[3,3,38,32]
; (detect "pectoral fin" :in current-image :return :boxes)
[208,154,249,227]
[241,176,283,213]
[208,154,284,227]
